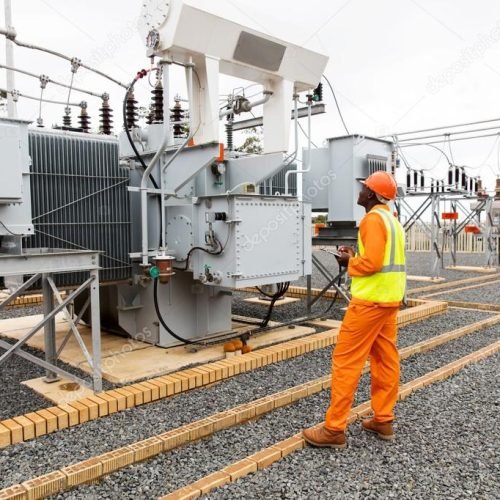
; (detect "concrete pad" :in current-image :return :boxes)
[445,265,497,273]
[407,275,446,283]
[21,377,95,405]
[308,319,342,329]
[243,297,300,306]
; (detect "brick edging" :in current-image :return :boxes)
[160,339,500,500]
[0,301,446,450]
[1,312,497,500]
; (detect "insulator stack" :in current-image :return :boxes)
[420,170,425,189]
[226,122,233,151]
[125,92,138,129]
[413,170,418,188]
[406,170,411,189]
[62,109,71,128]
[313,83,323,102]
[170,99,185,138]
[454,166,460,188]
[430,180,435,193]
[461,167,467,190]
[448,167,453,186]
[78,102,90,133]
[99,94,113,135]
[146,108,153,125]
[474,177,479,193]
[151,83,164,123]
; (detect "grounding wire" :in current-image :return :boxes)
[322,74,350,135]
[298,120,319,148]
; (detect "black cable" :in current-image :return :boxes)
[322,75,350,135]
[123,71,159,190]
[260,282,290,328]
[178,240,224,272]
[153,277,207,345]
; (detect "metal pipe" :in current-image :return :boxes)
[4,1,17,117]
[285,96,311,196]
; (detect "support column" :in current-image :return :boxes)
[42,273,59,383]
[89,269,102,392]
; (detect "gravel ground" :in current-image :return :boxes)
[0,309,490,490]
[51,318,499,499]
[0,251,491,423]
[427,280,500,305]
[209,352,500,500]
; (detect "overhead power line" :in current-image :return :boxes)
[0,28,128,89]
[381,116,500,138]
[0,63,104,98]
[0,87,81,107]
[399,132,500,147]
[398,125,500,143]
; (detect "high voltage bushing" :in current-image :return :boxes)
[151,82,164,123]
[126,91,138,129]
[226,121,233,151]
[99,93,113,135]
[78,101,90,133]
[170,98,185,138]
[62,106,71,128]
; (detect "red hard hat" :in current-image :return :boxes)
[362,171,397,200]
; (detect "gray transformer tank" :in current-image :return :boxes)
[303,135,394,242]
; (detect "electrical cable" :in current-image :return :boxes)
[259,282,290,328]
[381,117,500,138]
[153,278,207,345]
[398,141,452,165]
[0,220,23,236]
[400,131,500,147]
[398,124,500,143]
[298,120,319,148]
[122,69,159,190]
[322,74,350,135]
[0,63,104,98]
[0,30,128,88]
[0,87,80,107]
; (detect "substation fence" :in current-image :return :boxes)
[406,225,487,253]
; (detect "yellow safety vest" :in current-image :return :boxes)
[351,208,406,304]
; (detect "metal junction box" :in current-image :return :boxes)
[189,195,311,288]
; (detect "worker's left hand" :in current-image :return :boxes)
[336,252,351,267]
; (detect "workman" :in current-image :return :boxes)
[303,170,406,448]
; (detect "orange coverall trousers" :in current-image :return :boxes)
[325,301,400,431]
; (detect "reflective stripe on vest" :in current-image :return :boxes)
[351,208,406,303]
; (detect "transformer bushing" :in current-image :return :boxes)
[78,101,91,133]
[171,99,185,138]
[151,82,164,123]
[99,93,113,135]
[126,92,138,129]
[62,106,71,128]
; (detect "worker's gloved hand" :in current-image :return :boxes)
[338,245,355,257]
[336,252,351,267]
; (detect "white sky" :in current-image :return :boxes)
[1,0,500,193]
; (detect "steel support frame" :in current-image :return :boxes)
[0,250,102,391]
[306,254,350,313]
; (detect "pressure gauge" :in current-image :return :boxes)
[139,0,170,45]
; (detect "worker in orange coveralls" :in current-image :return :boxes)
[303,171,406,448]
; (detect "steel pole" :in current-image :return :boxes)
[4,0,17,117]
